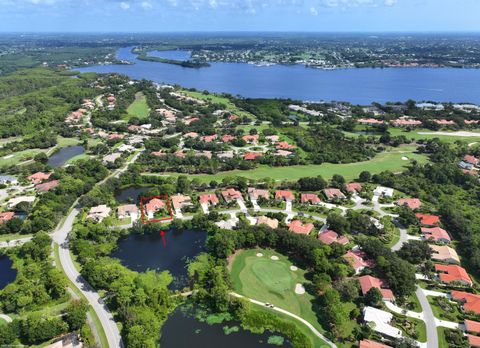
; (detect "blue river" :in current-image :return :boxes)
[74,46,480,104]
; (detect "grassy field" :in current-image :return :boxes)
[229,248,356,344]
[183,90,256,119]
[126,92,150,119]
[148,146,427,183]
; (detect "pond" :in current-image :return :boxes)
[47,145,84,168]
[110,230,207,289]
[114,185,155,204]
[160,308,293,348]
[0,255,17,289]
[74,46,480,104]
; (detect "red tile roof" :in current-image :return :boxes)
[184,132,199,138]
[357,118,385,125]
[0,212,15,224]
[275,190,295,201]
[358,275,395,301]
[145,198,165,213]
[242,134,259,143]
[359,339,392,348]
[434,119,455,125]
[35,180,60,192]
[244,152,263,160]
[221,188,243,202]
[468,334,480,348]
[288,220,314,235]
[318,230,349,245]
[464,155,479,165]
[435,264,472,286]
[276,141,296,150]
[452,291,480,314]
[416,213,440,226]
[199,193,218,205]
[396,198,422,210]
[323,188,346,199]
[27,172,51,184]
[465,320,480,334]
[345,182,362,193]
[221,134,235,142]
[343,250,373,272]
[248,188,269,200]
[201,134,218,142]
[301,193,321,204]
[421,227,451,243]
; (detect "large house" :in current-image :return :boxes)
[248,188,269,201]
[363,306,402,339]
[318,230,349,245]
[288,220,314,235]
[300,193,321,205]
[171,194,193,213]
[421,227,451,244]
[27,172,51,185]
[256,216,279,229]
[358,275,395,301]
[451,291,480,315]
[359,339,392,348]
[144,198,166,219]
[199,193,219,206]
[373,186,394,198]
[221,188,243,203]
[275,190,295,202]
[434,264,472,286]
[0,212,15,224]
[87,205,111,222]
[7,196,35,209]
[343,249,373,274]
[430,245,460,264]
[345,182,363,193]
[323,188,346,200]
[416,213,440,227]
[117,204,139,221]
[396,198,422,210]
[36,180,60,193]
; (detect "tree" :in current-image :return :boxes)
[397,240,432,264]
[64,299,89,330]
[358,171,372,182]
[327,213,350,235]
[364,288,383,307]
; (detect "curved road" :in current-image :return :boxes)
[230,292,336,348]
[53,208,122,348]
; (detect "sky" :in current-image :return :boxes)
[0,0,479,33]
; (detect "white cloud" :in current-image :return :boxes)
[384,0,397,6]
[310,6,318,15]
[141,1,152,9]
[119,1,130,10]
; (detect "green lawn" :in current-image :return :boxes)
[0,148,47,167]
[126,92,150,119]
[229,248,356,341]
[0,317,7,326]
[147,146,427,183]
[183,90,256,119]
[437,327,449,348]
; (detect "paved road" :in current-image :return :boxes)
[416,287,439,348]
[53,208,123,348]
[230,292,336,348]
[391,225,409,251]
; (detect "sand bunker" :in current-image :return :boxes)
[295,283,305,295]
[256,253,263,257]
[401,156,409,161]
[271,255,279,261]
[290,266,298,271]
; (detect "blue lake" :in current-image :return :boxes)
[47,145,84,168]
[0,255,16,289]
[74,46,480,104]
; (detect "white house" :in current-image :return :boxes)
[7,196,35,209]
[87,205,111,222]
[373,186,394,198]
[363,306,402,339]
[0,175,18,185]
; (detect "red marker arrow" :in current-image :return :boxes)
[160,230,166,248]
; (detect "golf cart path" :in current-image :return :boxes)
[230,292,337,348]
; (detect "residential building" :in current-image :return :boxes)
[318,230,349,245]
[222,188,243,202]
[465,320,480,334]
[343,250,373,274]
[362,306,402,339]
[248,188,269,200]
[300,193,321,204]
[416,213,440,226]
[7,196,35,209]
[145,198,166,219]
[0,175,18,185]
[463,155,479,166]
[323,188,346,200]
[346,182,363,193]
[430,245,460,264]
[434,264,472,286]
[357,118,385,125]
[27,172,51,185]
[244,152,263,160]
[256,216,279,229]
[359,339,392,348]
[451,291,480,315]
[117,204,139,221]
[0,212,15,224]
[102,153,122,164]
[358,275,395,301]
[35,180,60,192]
[421,227,451,244]
[288,220,314,235]
[373,186,394,197]
[275,190,295,202]
[467,335,480,348]
[242,134,259,144]
[276,141,296,150]
[199,193,219,206]
[396,198,422,210]
[87,205,111,222]
[171,194,193,212]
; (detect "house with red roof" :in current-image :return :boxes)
[256,216,279,229]
[265,135,279,143]
[184,132,199,138]
[201,134,218,143]
[343,250,373,274]
[452,291,480,315]
[275,150,293,157]
[244,152,263,161]
[145,198,166,219]
[184,117,199,125]
[391,118,422,127]
[275,190,295,202]
[359,339,392,348]
[434,264,472,286]
[228,115,239,121]
[117,204,139,221]
[27,172,51,185]
[464,155,479,166]
[421,227,451,244]
[300,193,321,205]
[323,188,346,200]
[357,118,385,126]
[416,213,440,227]
[318,230,349,245]
[467,335,480,348]
[345,182,363,193]
[199,193,219,206]
[358,275,395,301]
[242,134,259,144]
[465,120,480,125]
[221,188,243,203]
[434,119,456,126]
[465,320,480,334]
[288,220,314,235]
[396,198,422,210]
[221,134,235,143]
[0,212,15,224]
[248,188,269,200]
[36,180,60,192]
[276,141,296,150]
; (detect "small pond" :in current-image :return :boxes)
[114,185,155,204]
[110,230,207,289]
[160,308,293,348]
[47,145,84,168]
[0,255,17,289]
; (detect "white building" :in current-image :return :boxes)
[363,306,402,339]
[373,186,394,198]
[7,196,35,209]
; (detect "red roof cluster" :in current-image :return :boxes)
[221,134,235,142]
[0,212,15,224]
